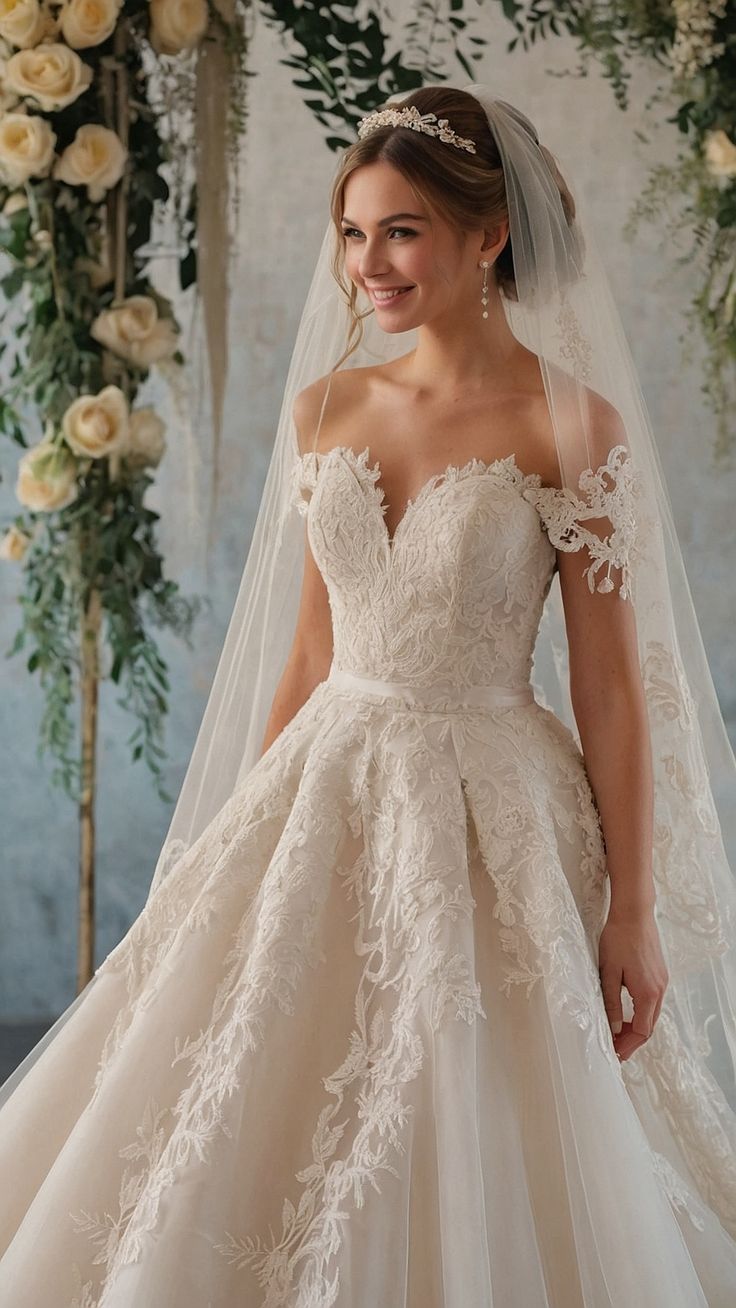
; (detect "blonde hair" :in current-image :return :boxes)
[327,85,577,370]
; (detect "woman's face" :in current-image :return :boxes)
[340,160,503,333]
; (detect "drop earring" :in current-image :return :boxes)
[480,260,492,319]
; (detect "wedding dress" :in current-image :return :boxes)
[1,433,735,1308]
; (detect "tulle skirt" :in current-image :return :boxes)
[1,672,736,1307]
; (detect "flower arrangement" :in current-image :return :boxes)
[0,0,224,987]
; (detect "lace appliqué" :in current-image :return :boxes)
[641,640,731,972]
[521,445,640,599]
[290,450,319,517]
[622,1007,736,1238]
[212,718,486,1305]
[289,445,555,690]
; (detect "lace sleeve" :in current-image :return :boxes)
[521,445,640,600]
[290,452,319,518]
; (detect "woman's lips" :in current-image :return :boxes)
[369,286,415,307]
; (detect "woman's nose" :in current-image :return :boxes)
[358,242,391,279]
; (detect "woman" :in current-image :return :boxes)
[1,84,735,1307]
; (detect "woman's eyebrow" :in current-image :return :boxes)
[340,212,428,226]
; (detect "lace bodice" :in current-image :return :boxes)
[291,444,558,687]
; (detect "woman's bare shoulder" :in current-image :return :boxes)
[292,364,385,455]
[525,360,628,488]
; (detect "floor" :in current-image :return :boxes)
[0,1022,54,1085]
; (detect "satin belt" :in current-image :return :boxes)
[326,668,535,711]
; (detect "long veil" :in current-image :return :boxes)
[2,85,736,1149]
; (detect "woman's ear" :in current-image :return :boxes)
[482,217,510,260]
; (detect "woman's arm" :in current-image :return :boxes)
[553,398,669,1062]
[559,551,655,915]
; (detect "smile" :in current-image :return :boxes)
[369,286,415,305]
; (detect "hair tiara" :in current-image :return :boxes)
[356,105,477,154]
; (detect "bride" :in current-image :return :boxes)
[1,82,735,1308]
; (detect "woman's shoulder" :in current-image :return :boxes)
[292,364,383,456]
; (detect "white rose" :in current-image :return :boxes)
[61,0,122,49]
[0,523,32,559]
[16,440,79,512]
[704,129,736,180]
[0,110,55,185]
[149,0,208,55]
[53,123,126,201]
[4,41,92,111]
[0,0,45,50]
[126,407,166,468]
[62,383,129,458]
[90,294,179,366]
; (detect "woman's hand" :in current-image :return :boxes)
[598,905,669,1063]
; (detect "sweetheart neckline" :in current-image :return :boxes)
[298,443,545,551]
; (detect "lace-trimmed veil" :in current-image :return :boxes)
[3,85,734,1115]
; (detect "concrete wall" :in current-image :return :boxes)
[0,12,733,1018]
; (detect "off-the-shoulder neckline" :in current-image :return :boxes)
[297,443,546,550]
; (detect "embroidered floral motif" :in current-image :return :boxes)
[642,641,696,731]
[555,294,593,383]
[521,445,640,598]
[638,638,731,973]
[622,1007,736,1237]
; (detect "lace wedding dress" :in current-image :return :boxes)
[1,441,735,1308]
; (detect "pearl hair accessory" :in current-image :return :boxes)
[356,106,477,154]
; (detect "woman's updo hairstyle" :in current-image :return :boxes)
[328,85,580,362]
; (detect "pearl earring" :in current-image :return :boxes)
[480,260,492,319]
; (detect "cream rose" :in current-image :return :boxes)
[90,295,179,366]
[61,0,122,49]
[704,129,736,180]
[62,384,129,459]
[0,523,32,560]
[16,440,79,512]
[0,110,55,186]
[125,408,166,469]
[4,41,92,111]
[53,123,126,202]
[0,0,45,50]
[149,0,208,55]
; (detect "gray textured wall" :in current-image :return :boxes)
[0,15,733,1019]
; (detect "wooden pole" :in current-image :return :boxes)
[75,21,129,991]
[77,583,101,991]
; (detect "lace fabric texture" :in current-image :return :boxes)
[0,448,735,1307]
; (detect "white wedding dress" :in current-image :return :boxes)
[1,441,736,1308]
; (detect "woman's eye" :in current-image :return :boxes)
[342,227,415,240]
